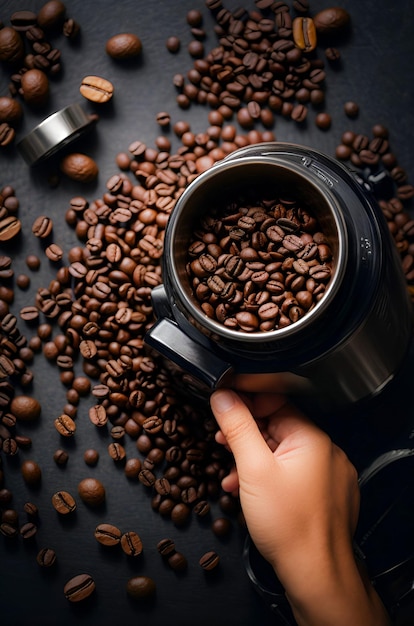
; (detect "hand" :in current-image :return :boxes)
[210,389,391,626]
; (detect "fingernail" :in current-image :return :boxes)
[211,390,235,412]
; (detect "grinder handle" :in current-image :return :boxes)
[145,317,234,393]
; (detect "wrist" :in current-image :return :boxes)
[273,540,391,626]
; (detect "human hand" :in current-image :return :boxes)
[210,389,390,626]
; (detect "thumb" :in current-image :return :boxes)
[210,389,270,461]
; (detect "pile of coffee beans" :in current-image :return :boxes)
[334,125,414,294]
[0,1,80,144]
[186,194,333,332]
[171,1,350,129]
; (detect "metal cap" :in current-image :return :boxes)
[17,103,96,166]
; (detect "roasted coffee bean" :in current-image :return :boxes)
[24,502,38,517]
[60,153,98,183]
[64,574,96,603]
[313,7,350,35]
[121,531,143,556]
[20,522,37,539]
[10,395,41,421]
[80,75,114,103]
[94,523,122,546]
[84,449,99,466]
[292,17,317,52]
[54,413,76,437]
[36,547,57,567]
[211,517,232,536]
[0,123,15,146]
[53,449,69,466]
[89,404,108,427]
[52,490,76,514]
[108,442,126,461]
[199,550,220,571]
[168,551,188,572]
[0,27,25,63]
[106,33,142,60]
[21,459,42,485]
[157,537,175,556]
[0,215,21,241]
[126,576,156,599]
[78,477,105,506]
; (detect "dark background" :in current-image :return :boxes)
[1,1,414,625]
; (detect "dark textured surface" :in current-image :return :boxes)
[1,1,414,625]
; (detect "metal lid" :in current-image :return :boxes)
[17,103,96,166]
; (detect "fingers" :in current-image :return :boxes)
[210,389,271,461]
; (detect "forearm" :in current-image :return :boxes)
[275,543,391,626]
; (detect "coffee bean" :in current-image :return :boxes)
[20,521,37,539]
[313,7,350,35]
[106,33,142,60]
[54,413,76,437]
[53,449,69,466]
[64,573,96,603]
[24,501,38,517]
[94,523,122,546]
[21,459,42,485]
[36,547,57,567]
[0,215,21,241]
[0,27,25,63]
[60,153,98,183]
[80,75,114,103]
[157,537,175,556]
[344,101,359,118]
[84,448,99,466]
[0,123,15,146]
[10,395,41,421]
[292,17,317,52]
[126,576,156,599]
[108,442,126,462]
[121,531,143,556]
[52,490,76,514]
[199,550,220,571]
[78,477,105,507]
[211,517,232,536]
[166,36,180,53]
[168,551,188,572]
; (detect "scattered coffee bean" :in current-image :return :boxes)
[23,501,38,517]
[20,521,37,539]
[121,531,143,556]
[94,523,122,546]
[78,477,105,506]
[344,101,359,118]
[0,215,21,241]
[313,7,351,35]
[19,69,50,107]
[32,215,53,238]
[80,75,114,103]
[315,112,332,129]
[157,537,175,557]
[21,459,42,485]
[60,153,99,183]
[52,490,76,514]
[126,576,156,599]
[64,573,95,603]
[105,33,142,60]
[199,550,220,571]
[54,413,76,436]
[167,551,188,572]
[166,36,180,53]
[53,449,69,466]
[84,448,99,466]
[211,517,232,537]
[36,547,57,567]
[10,395,41,421]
